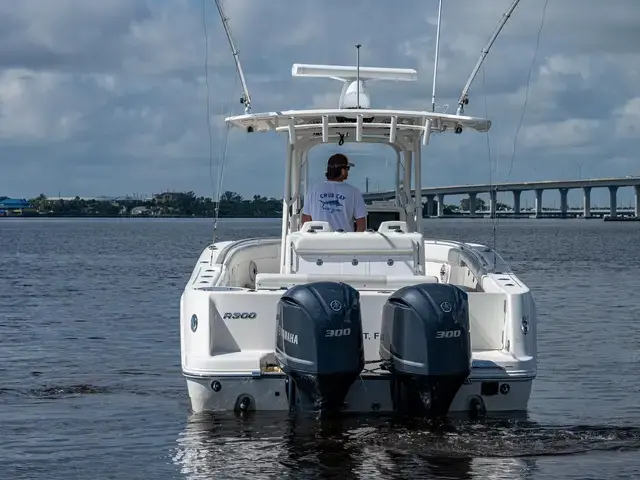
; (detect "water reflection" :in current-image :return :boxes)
[172,412,554,479]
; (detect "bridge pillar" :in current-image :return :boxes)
[423,194,435,218]
[437,193,446,217]
[609,186,618,218]
[534,189,543,217]
[489,190,497,218]
[583,187,591,218]
[468,193,477,217]
[512,191,521,215]
[635,186,640,218]
[559,188,569,217]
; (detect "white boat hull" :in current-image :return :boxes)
[180,233,537,417]
[184,373,534,415]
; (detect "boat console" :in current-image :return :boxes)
[364,202,405,231]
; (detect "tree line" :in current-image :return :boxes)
[27,191,283,218]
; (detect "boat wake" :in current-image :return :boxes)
[366,417,640,458]
[172,412,640,478]
[0,383,113,400]
[0,382,160,401]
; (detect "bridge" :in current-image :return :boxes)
[363,176,640,219]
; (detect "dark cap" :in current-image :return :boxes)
[327,153,355,168]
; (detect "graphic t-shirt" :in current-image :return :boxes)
[302,181,367,232]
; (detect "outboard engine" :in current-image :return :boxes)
[275,281,364,417]
[379,283,471,418]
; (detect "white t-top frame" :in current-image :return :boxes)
[224,64,492,269]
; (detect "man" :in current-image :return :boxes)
[301,153,367,232]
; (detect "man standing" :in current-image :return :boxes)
[301,153,367,232]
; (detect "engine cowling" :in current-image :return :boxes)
[379,282,472,417]
[275,281,364,417]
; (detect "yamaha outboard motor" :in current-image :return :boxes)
[275,281,364,417]
[379,283,471,418]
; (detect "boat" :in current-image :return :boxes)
[180,0,536,418]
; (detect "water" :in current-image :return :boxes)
[1,217,640,479]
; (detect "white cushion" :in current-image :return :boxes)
[283,229,425,275]
[289,231,422,255]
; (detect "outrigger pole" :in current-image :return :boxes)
[213,0,253,115]
[455,0,523,116]
[431,0,443,112]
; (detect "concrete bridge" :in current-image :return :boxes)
[363,176,640,218]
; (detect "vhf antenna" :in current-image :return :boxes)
[356,43,362,108]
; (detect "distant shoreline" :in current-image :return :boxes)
[0,214,281,219]
[1,191,284,219]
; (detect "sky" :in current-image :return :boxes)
[1,0,639,207]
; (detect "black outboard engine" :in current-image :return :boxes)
[275,281,364,417]
[379,283,471,418]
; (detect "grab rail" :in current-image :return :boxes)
[447,245,511,279]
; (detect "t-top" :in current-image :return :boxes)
[302,180,367,232]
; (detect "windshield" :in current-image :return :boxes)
[304,142,402,195]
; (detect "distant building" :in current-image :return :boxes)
[153,192,186,204]
[130,206,152,216]
[45,196,95,202]
[0,198,37,216]
[43,195,150,202]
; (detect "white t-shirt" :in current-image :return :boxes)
[302,180,367,232]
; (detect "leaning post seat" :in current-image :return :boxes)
[284,220,425,275]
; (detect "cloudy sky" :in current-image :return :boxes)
[1,0,639,206]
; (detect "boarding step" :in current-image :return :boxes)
[471,349,535,379]
[184,350,275,376]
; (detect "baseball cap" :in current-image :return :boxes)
[327,153,355,168]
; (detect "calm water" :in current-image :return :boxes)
[1,217,640,479]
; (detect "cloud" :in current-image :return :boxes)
[0,0,639,205]
[614,97,640,140]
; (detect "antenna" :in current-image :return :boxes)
[213,0,253,114]
[456,0,522,116]
[355,44,362,108]
[431,0,443,112]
